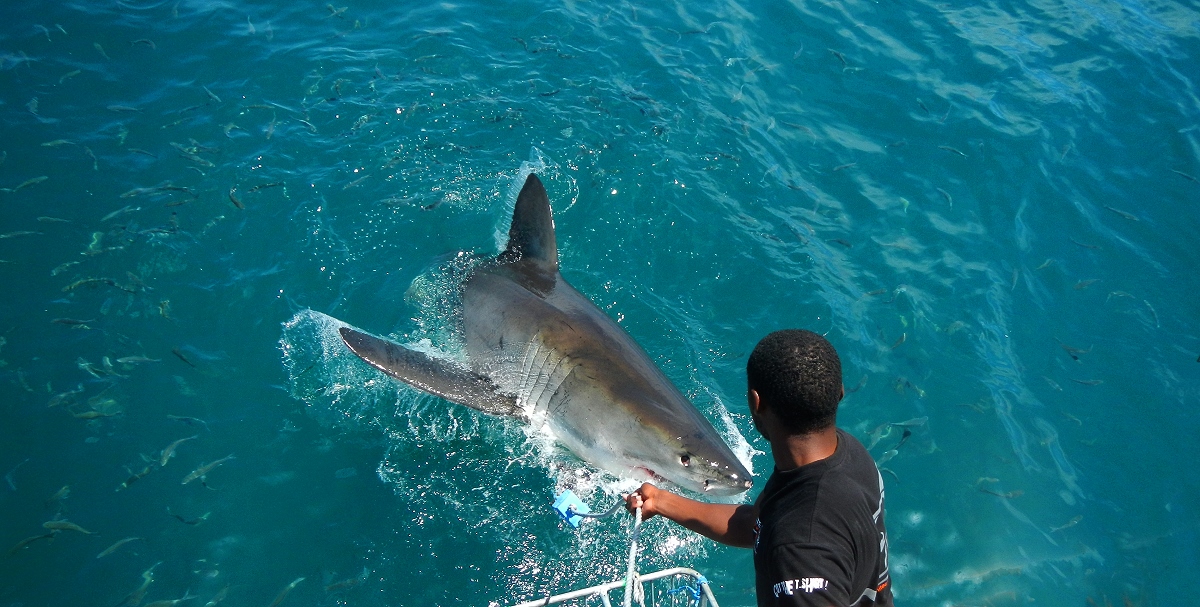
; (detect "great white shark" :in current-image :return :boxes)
[338,173,752,495]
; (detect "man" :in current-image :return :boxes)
[625,329,892,606]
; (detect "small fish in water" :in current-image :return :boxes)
[59,69,82,84]
[41,139,75,147]
[97,536,144,558]
[247,182,283,193]
[50,260,80,276]
[1103,205,1138,221]
[37,216,71,223]
[203,585,229,607]
[117,561,161,607]
[76,358,102,378]
[832,162,856,172]
[43,519,96,534]
[846,375,867,393]
[1,175,49,193]
[52,318,95,328]
[176,149,214,167]
[172,348,197,368]
[1042,376,1063,391]
[893,378,926,398]
[159,435,199,467]
[94,42,110,60]
[1074,279,1099,290]
[1069,237,1101,250]
[268,577,306,607]
[45,484,70,507]
[72,409,121,419]
[9,532,58,555]
[144,591,197,607]
[865,423,893,451]
[1143,299,1159,328]
[876,449,899,465]
[228,188,244,209]
[102,205,140,221]
[1106,290,1135,302]
[325,568,369,592]
[974,477,1000,486]
[0,230,43,239]
[203,85,222,103]
[890,416,928,428]
[166,507,210,525]
[935,187,953,207]
[121,185,158,198]
[1056,338,1092,361]
[938,145,967,157]
[979,488,1023,499]
[116,464,155,491]
[1070,378,1104,386]
[47,385,83,408]
[167,414,210,431]
[116,355,160,365]
[5,458,30,490]
[182,454,235,485]
[131,38,157,50]
[1171,169,1198,183]
[1050,515,1083,533]
[63,277,134,293]
[890,333,906,350]
[1034,258,1054,270]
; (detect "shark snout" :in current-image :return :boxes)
[674,451,752,495]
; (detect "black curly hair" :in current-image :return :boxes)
[747,329,843,435]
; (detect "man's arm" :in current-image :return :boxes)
[625,483,759,548]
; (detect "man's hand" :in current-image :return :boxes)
[625,483,664,520]
[624,482,759,548]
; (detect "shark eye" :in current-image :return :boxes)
[679,454,691,467]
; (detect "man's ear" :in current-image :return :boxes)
[748,388,763,415]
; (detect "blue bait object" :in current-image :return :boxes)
[552,490,591,528]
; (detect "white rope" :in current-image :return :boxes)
[622,507,643,607]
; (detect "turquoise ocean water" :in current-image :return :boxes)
[2,0,1198,605]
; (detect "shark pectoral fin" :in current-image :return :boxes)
[338,327,520,418]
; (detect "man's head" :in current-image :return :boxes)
[746,329,843,436]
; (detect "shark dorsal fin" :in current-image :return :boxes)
[502,174,558,270]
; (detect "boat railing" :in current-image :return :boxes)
[508,567,719,607]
